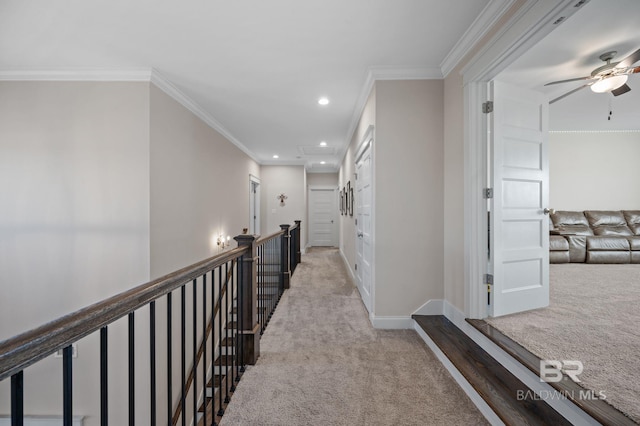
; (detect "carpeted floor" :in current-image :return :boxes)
[221,247,488,425]
[486,263,640,423]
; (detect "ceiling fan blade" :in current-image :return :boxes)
[616,48,640,68]
[544,76,592,86]
[612,83,631,97]
[549,84,591,104]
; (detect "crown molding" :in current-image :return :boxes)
[0,68,260,164]
[148,69,258,163]
[549,130,640,133]
[341,66,442,165]
[440,0,515,78]
[0,68,153,81]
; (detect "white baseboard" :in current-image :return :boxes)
[412,299,444,315]
[370,315,413,329]
[0,416,84,426]
[338,247,356,283]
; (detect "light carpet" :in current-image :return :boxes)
[486,263,640,423]
[221,248,488,426]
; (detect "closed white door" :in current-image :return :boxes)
[355,130,373,313]
[489,80,549,317]
[309,187,337,246]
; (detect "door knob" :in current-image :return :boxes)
[543,208,555,215]
[357,232,364,238]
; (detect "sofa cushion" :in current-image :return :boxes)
[624,210,640,235]
[550,251,570,263]
[586,251,631,264]
[551,211,589,227]
[586,236,630,251]
[549,235,569,251]
[593,225,633,236]
[627,236,640,251]
[584,210,627,227]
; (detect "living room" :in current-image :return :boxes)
[486,0,640,422]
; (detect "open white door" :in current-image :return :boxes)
[489,80,549,317]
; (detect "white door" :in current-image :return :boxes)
[308,187,337,246]
[489,80,549,317]
[355,129,373,313]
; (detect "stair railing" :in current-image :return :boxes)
[0,220,301,426]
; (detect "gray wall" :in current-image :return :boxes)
[549,131,640,210]
[0,81,151,423]
[339,80,445,320]
[260,165,306,247]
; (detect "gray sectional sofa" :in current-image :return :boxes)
[549,210,640,264]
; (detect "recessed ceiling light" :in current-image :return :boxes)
[320,161,326,165]
[318,97,329,106]
[273,155,279,159]
[319,141,327,147]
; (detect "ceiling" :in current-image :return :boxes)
[498,0,640,131]
[0,0,493,172]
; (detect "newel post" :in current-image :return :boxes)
[279,224,291,290]
[234,233,261,365]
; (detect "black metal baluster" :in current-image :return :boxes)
[258,244,263,333]
[202,273,208,426]
[128,313,135,426]
[166,293,173,425]
[63,345,73,426]
[225,261,234,396]
[229,263,236,392]
[223,262,230,404]
[211,269,217,426]
[11,371,24,426]
[100,327,108,426]
[238,258,245,375]
[217,266,224,418]
[181,286,186,426]
[192,279,198,425]
[150,301,156,426]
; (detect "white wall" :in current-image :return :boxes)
[260,165,306,247]
[550,131,640,210]
[0,81,151,423]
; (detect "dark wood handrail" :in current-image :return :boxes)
[256,229,284,245]
[0,246,248,381]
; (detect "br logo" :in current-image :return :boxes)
[539,360,583,383]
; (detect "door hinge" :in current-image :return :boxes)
[355,264,358,271]
[482,101,493,114]
[484,274,494,285]
[483,188,493,199]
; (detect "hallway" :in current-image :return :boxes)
[221,248,487,425]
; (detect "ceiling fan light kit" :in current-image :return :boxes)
[546,48,640,103]
[590,74,628,93]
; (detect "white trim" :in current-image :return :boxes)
[461,0,589,84]
[0,68,152,81]
[0,68,260,164]
[149,70,259,163]
[549,130,640,134]
[371,315,413,329]
[339,247,356,283]
[462,0,591,319]
[412,299,444,316]
[308,185,338,247]
[440,0,516,77]
[413,322,504,425]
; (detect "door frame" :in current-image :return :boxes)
[354,125,375,315]
[462,0,588,319]
[249,174,261,235]
[308,185,338,247]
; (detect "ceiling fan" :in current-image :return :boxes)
[546,48,640,104]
